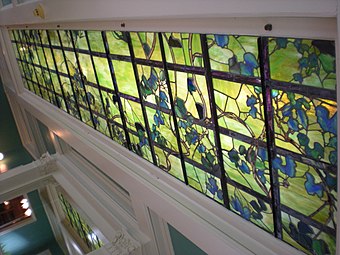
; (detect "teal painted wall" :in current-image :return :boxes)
[0,190,64,255]
[168,224,207,255]
[0,81,32,170]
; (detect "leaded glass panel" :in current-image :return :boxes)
[269,38,336,90]
[10,29,337,255]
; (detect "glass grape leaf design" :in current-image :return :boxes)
[273,91,337,166]
[214,79,266,140]
[276,154,337,228]
[106,31,130,56]
[207,34,260,76]
[12,29,338,255]
[100,89,126,143]
[282,212,335,255]
[162,32,203,67]
[220,134,271,197]
[121,98,153,163]
[228,185,274,233]
[269,38,336,90]
[169,70,219,175]
[185,162,223,203]
[130,32,162,61]
[136,64,184,181]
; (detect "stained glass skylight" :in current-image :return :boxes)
[10,29,337,255]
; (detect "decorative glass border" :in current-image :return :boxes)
[58,193,103,251]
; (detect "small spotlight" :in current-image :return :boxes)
[4,201,9,206]
[0,153,4,161]
[24,208,32,217]
[22,201,29,209]
[20,198,28,204]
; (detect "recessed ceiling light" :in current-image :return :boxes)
[0,153,4,161]
[24,208,32,217]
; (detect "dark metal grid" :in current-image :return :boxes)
[69,30,97,128]
[45,30,71,114]
[158,33,189,185]
[12,31,33,92]
[18,31,45,99]
[258,37,282,239]
[126,31,157,165]
[15,31,40,95]
[11,38,337,100]
[85,31,114,140]
[200,34,230,208]
[56,30,83,120]
[22,30,54,104]
[11,29,337,240]
[101,31,132,149]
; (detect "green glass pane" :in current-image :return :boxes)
[93,114,110,138]
[27,80,34,92]
[50,72,67,112]
[207,34,259,76]
[53,49,67,74]
[59,75,79,119]
[282,212,336,255]
[110,124,127,147]
[153,146,184,181]
[88,31,105,53]
[42,47,56,70]
[78,53,96,84]
[130,133,153,163]
[9,30,15,41]
[64,51,77,74]
[71,30,88,50]
[80,108,94,128]
[145,106,182,178]
[106,31,130,56]
[136,65,169,106]
[58,30,73,48]
[169,70,217,172]
[39,30,49,45]
[186,162,223,203]
[276,154,337,228]
[11,41,20,59]
[112,60,138,97]
[40,87,50,102]
[131,32,162,61]
[28,64,37,82]
[214,79,265,140]
[269,38,336,90]
[169,71,211,119]
[100,90,121,125]
[273,91,337,165]
[93,57,113,89]
[162,32,203,67]
[47,30,60,46]
[121,98,152,162]
[228,185,274,233]
[221,134,270,196]
[36,46,47,67]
